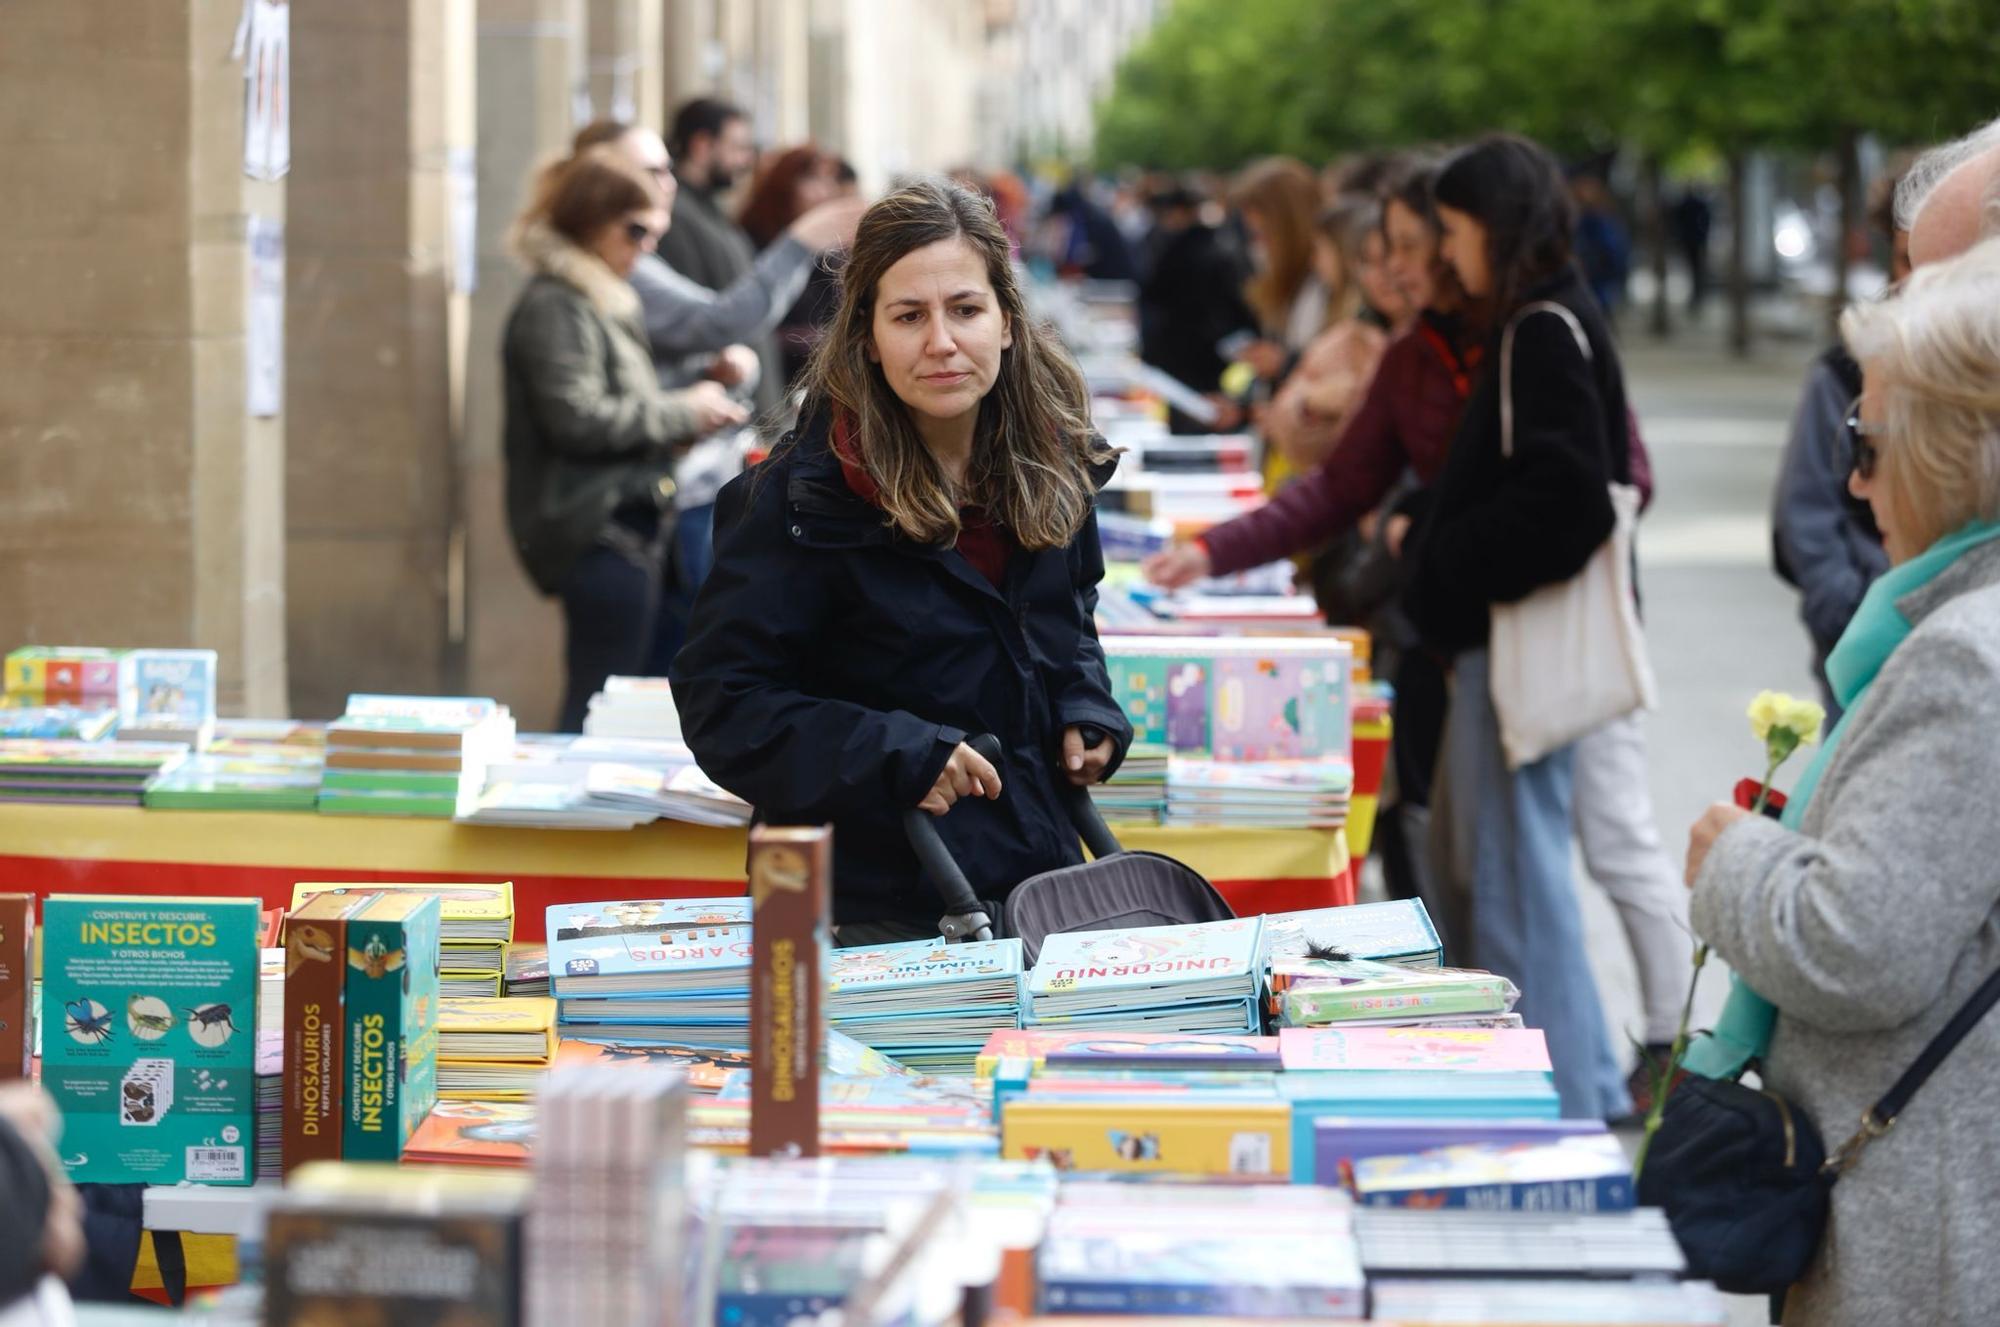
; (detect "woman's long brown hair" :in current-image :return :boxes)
[799,177,1109,552]
[1230,156,1324,336]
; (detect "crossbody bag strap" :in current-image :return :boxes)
[1824,963,2000,1174]
[1497,300,1591,460]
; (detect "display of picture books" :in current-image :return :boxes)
[3,646,126,705]
[1278,1026,1553,1075]
[435,996,558,1100]
[0,738,189,805]
[1353,1134,1636,1212]
[1101,635,1352,760]
[319,694,515,819]
[1025,917,1264,1030]
[1086,741,1167,825]
[1273,959,1520,1028]
[117,648,218,748]
[403,1097,538,1169]
[144,753,323,811]
[1262,898,1444,969]
[826,937,1023,1073]
[293,882,511,1000]
[1164,756,1352,829]
[546,896,752,997]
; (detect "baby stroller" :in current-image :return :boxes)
[903,733,1234,964]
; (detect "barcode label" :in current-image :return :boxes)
[186,1146,245,1181]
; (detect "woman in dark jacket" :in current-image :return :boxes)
[672,178,1133,943]
[1404,135,1634,1120]
[502,145,748,731]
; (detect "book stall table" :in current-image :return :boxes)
[0,804,1351,938]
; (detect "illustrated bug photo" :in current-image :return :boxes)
[65,998,114,1045]
[126,995,175,1041]
[182,1002,238,1048]
[348,933,406,981]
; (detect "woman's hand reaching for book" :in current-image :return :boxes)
[1142,542,1211,590]
[919,742,1003,816]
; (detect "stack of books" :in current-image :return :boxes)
[3,647,126,709]
[1262,898,1444,969]
[527,1062,689,1325]
[1371,1279,1728,1325]
[581,675,684,740]
[319,694,515,819]
[690,1070,997,1155]
[1164,756,1353,829]
[1352,1133,1634,1211]
[403,1097,540,1169]
[0,738,189,805]
[294,882,513,999]
[547,896,753,1046]
[1311,1118,1609,1193]
[256,1028,283,1179]
[146,749,324,811]
[1035,1183,1364,1317]
[826,937,1024,1074]
[1354,1206,1690,1280]
[1023,916,1265,1034]
[1101,635,1353,758]
[1086,740,1167,825]
[435,995,558,1098]
[460,739,750,830]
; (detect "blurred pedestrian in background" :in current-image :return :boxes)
[738,142,847,388]
[1137,178,1256,434]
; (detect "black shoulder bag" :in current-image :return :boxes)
[1638,963,2000,1295]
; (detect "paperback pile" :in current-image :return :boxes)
[582,675,683,739]
[547,896,752,1045]
[148,717,323,810]
[1086,741,1167,825]
[1165,756,1352,828]
[1023,916,1264,1033]
[827,937,1024,1074]
[527,1063,689,1326]
[462,738,749,830]
[1036,1183,1364,1317]
[0,738,188,805]
[1272,957,1521,1030]
[319,694,514,818]
[435,996,558,1098]
[295,881,513,999]
[256,1029,283,1178]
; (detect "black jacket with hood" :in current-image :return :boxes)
[670,404,1133,927]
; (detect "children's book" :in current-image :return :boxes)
[1314,1117,1608,1191]
[340,893,443,1162]
[294,882,513,944]
[436,997,558,1063]
[1353,1135,1636,1212]
[0,705,119,742]
[1038,1228,1363,1319]
[119,648,218,731]
[976,1028,1278,1077]
[1002,1097,1291,1177]
[1275,962,1518,1026]
[1278,1026,1552,1075]
[545,896,752,996]
[41,895,260,1184]
[550,1036,752,1094]
[1261,899,1444,969]
[1026,917,1264,1018]
[282,891,381,1175]
[402,1098,536,1168]
[0,895,30,1080]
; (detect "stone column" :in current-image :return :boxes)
[285,0,474,719]
[461,0,583,727]
[0,1,287,715]
[587,0,664,131]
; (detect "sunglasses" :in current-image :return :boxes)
[624,219,660,245]
[1844,396,1881,482]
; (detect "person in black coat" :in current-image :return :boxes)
[671,178,1133,943]
[1138,182,1256,433]
[1401,135,1635,1121]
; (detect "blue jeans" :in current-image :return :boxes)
[1438,648,1631,1121]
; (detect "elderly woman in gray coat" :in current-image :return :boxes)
[1686,236,2000,1326]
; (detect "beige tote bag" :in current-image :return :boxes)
[1488,301,1657,770]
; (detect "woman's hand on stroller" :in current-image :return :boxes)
[1061,725,1117,787]
[918,741,1003,816]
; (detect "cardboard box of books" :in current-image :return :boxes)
[40,895,260,1184]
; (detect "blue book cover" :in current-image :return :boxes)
[1028,917,1264,999]
[546,897,751,994]
[1282,1070,1563,1179]
[828,936,1023,994]
[1313,1117,1608,1187]
[120,650,218,729]
[1353,1136,1635,1212]
[1261,899,1442,968]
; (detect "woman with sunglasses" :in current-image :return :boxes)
[1684,236,2000,1326]
[502,144,750,730]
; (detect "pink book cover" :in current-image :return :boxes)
[80,659,122,696]
[1278,1026,1552,1074]
[1210,655,1345,761]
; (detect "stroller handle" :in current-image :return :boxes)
[903,732,1124,943]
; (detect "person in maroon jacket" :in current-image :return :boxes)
[1145,159,1469,912]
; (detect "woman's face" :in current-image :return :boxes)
[795,164,837,214]
[1436,203,1493,299]
[869,236,1013,429]
[1356,229,1410,325]
[594,207,667,278]
[1383,199,1439,311]
[1311,234,1345,294]
[1848,361,1919,564]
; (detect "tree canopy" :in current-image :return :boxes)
[1093,0,2000,171]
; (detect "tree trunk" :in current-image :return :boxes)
[1830,126,1861,340]
[1642,153,1671,339]
[1727,149,1751,358]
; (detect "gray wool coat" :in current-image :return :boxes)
[1694,536,2000,1327]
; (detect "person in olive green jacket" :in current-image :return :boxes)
[503,145,748,730]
